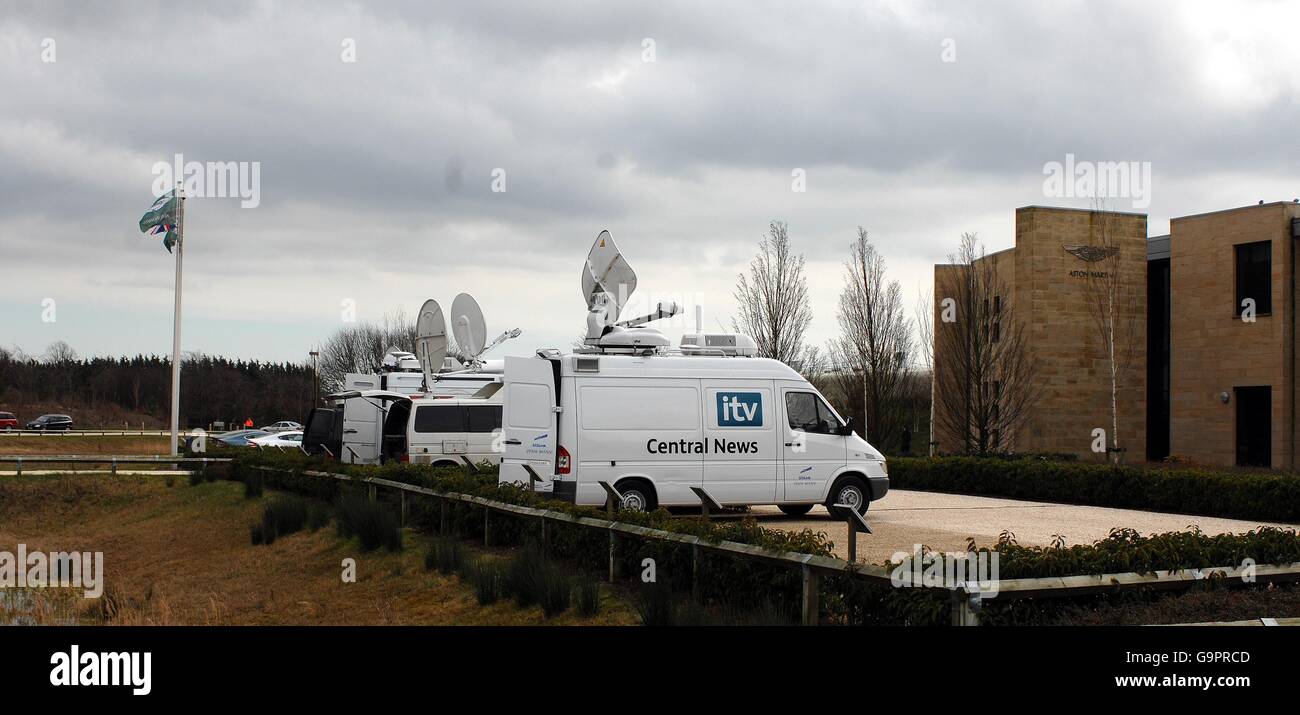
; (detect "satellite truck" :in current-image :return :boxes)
[498,230,889,514]
[303,295,520,465]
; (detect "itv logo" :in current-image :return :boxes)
[717,392,763,427]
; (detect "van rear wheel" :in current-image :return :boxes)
[615,479,657,512]
[826,476,870,516]
[778,504,813,517]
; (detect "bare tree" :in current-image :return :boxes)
[43,340,78,364]
[1079,202,1142,463]
[933,233,1036,455]
[318,310,418,394]
[733,221,814,365]
[831,228,914,451]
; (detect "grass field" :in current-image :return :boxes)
[0,474,638,625]
[0,435,171,456]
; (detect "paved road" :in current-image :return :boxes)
[754,490,1300,564]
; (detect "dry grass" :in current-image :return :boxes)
[0,435,171,456]
[0,474,638,625]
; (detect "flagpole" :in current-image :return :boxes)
[169,183,185,455]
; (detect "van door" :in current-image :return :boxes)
[701,380,778,504]
[500,356,559,488]
[779,385,848,502]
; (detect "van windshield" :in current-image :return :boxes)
[786,392,840,434]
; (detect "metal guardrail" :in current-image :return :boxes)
[0,454,233,476]
[249,464,1300,626]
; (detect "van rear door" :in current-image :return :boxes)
[330,389,412,464]
[500,356,559,489]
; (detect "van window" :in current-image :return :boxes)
[508,384,552,429]
[786,392,838,434]
[579,386,700,430]
[414,405,465,433]
[465,405,502,433]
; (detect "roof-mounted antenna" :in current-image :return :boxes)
[451,292,520,369]
[414,299,448,390]
[581,229,680,351]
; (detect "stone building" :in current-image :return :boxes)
[932,201,1300,467]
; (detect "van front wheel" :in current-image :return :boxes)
[615,479,657,512]
[827,476,869,516]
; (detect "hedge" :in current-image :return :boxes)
[889,456,1300,524]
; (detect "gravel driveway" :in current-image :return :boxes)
[752,490,1300,565]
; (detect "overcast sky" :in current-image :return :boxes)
[2,0,1298,364]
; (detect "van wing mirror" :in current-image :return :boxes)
[838,416,856,436]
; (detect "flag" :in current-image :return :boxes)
[139,190,179,253]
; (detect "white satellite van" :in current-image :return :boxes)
[320,294,520,466]
[499,351,887,514]
[497,230,888,514]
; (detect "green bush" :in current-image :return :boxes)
[306,501,331,531]
[635,579,677,626]
[335,491,403,552]
[265,495,308,536]
[890,456,1300,523]
[574,574,601,617]
[243,469,264,499]
[469,560,505,605]
[433,537,465,576]
[504,546,546,608]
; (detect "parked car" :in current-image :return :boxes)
[25,414,73,431]
[260,421,303,434]
[249,431,304,449]
[0,412,18,431]
[213,429,270,447]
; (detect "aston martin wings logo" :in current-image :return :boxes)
[1063,244,1119,262]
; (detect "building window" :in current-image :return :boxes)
[991,296,1001,342]
[1234,241,1272,316]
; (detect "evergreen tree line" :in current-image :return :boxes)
[0,343,316,429]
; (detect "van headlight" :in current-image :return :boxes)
[879,460,888,476]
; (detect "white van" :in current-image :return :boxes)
[404,387,503,467]
[331,357,503,465]
[498,351,888,515]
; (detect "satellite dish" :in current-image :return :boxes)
[582,229,637,318]
[451,293,488,359]
[414,299,448,389]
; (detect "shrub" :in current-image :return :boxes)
[539,571,572,618]
[306,501,331,531]
[164,475,175,488]
[574,573,601,617]
[635,579,677,626]
[335,492,402,552]
[188,470,203,487]
[505,546,546,608]
[890,456,1300,523]
[264,495,308,536]
[470,560,504,605]
[243,469,264,499]
[434,538,465,576]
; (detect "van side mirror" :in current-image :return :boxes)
[838,416,856,436]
